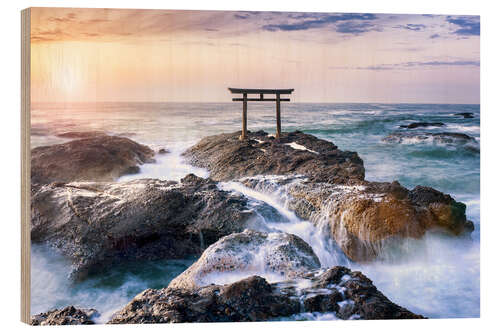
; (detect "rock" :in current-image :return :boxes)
[183,130,365,184]
[306,267,424,319]
[168,229,321,290]
[31,306,98,325]
[382,132,479,152]
[55,131,108,138]
[158,148,170,154]
[31,175,255,280]
[109,276,300,323]
[31,134,155,184]
[455,112,474,118]
[108,266,423,323]
[399,122,445,129]
[241,176,474,262]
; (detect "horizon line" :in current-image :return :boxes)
[31,100,481,106]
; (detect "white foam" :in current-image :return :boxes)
[446,124,480,135]
[118,148,209,182]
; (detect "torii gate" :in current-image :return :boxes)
[228,88,294,140]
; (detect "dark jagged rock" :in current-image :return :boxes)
[31,175,255,280]
[183,130,365,184]
[31,134,155,184]
[241,176,474,262]
[169,229,321,290]
[108,267,423,324]
[399,122,445,129]
[455,112,474,118]
[31,306,98,325]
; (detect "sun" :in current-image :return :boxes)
[51,60,83,97]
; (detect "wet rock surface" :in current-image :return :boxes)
[399,122,445,129]
[31,306,99,325]
[183,130,365,184]
[169,229,321,290]
[242,176,474,262]
[31,134,155,184]
[31,174,255,280]
[108,266,423,324]
[158,148,170,154]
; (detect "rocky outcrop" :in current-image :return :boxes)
[241,176,474,262]
[183,130,365,184]
[108,266,423,323]
[399,122,444,129]
[31,306,98,325]
[31,174,255,280]
[382,131,479,152]
[169,229,321,290]
[31,134,155,184]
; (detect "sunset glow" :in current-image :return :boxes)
[30,8,480,103]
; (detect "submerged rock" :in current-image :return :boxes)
[169,229,321,290]
[31,174,255,280]
[399,122,445,129]
[242,176,474,262]
[31,134,155,184]
[382,131,479,152]
[31,306,98,325]
[455,112,474,119]
[158,148,170,154]
[183,130,365,184]
[108,266,423,323]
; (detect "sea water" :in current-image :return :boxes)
[30,102,480,320]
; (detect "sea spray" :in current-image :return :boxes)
[118,143,209,182]
[31,244,195,322]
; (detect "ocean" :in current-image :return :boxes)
[30,102,480,321]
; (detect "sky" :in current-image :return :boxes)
[30,8,480,103]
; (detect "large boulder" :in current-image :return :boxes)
[31,174,255,280]
[108,266,423,323]
[242,176,474,262]
[168,229,321,290]
[31,306,98,325]
[31,134,155,184]
[183,130,365,184]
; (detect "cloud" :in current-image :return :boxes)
[336,21,378,34]
[446,16,480,36]
[261,13,378,33]
[331,60,479,71]
[393,23,426,31]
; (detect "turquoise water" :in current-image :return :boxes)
[30,102,480,320]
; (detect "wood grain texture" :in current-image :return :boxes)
[21,7,31,325]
